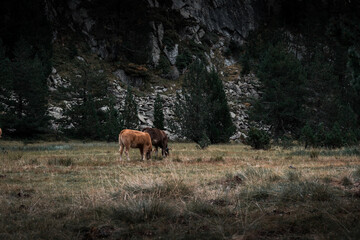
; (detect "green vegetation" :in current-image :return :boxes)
[242,1,360,147]
[250,44,306,137]
[173,61,235,145]
[0,0,52,138]
[58,60,110,139]
[0,38,50,138]
[153,93,165,129]
[156,54,171,74]
[246,127,271,149]
[122,86,139,130]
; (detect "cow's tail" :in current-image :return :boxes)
[119,130,125,146]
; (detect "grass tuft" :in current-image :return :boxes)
[341,176,353,186]
[123,179,193,199]
[240,185,271,201]
[310,150,319,159]
[0,151,24,161]
[285,170,302,182]
[47,157,74,166]
[112,199,176,223]
[279,181,334,202]
[186,200,221,217]
[353,167,360,180]
[172,157,182,162]
[210,156,224,162]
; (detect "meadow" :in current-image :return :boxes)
[0,141,359,239]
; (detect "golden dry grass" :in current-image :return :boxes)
[0,141,359,239]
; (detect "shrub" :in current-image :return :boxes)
[300,121,358,149]
[156,54,171,74]
[176,49,192,72]
[324,122,343,148]
[197,132,211,149]
[246,127,270,149]
[300,123,316,148]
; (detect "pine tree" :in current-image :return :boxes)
[174,61,235,144]
[0,38,50,137]
[59,60,109,139]
[104,97,123,141]
[122,86,139,129]
[251,44,306,137]
[0,39,13,116]
[174,61,208,143]
[206,69,236,143]
[153,93,165,129]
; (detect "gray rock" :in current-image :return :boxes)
[163,44,178,65]
[113,69,143,87]
[172,0,263,44]
[150,33,161,66]
[165,66,180,80]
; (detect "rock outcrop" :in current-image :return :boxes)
[171,0,266,44]
[45,0,268,141]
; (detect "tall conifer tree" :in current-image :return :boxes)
[122,86,139,129]
[174,61,235,145]
[153,93,165,129]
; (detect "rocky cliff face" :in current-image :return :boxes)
[46,0,267,63]
[45,0,268,141]
[171,0,265,43]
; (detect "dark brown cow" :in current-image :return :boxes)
[0,128,2,138]
[119,129,152,161]
[142,128,169,157]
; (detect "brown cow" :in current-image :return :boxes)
[0,128,2,138]
[119,129,152,161]
[142,128,169,157]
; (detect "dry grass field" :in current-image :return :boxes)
[0,141,359,239]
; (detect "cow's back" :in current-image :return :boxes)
[119,129,151,147]
[143,128,160,145]
[143,128,167,147]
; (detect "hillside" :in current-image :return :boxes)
[0,0,359,144]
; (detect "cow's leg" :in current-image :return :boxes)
[139,148,144,161]
[119,144,124,161]
[125,146,130,161]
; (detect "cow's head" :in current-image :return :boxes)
[163,145,170,157]
[146,146,152,160]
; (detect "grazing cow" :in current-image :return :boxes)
[142,128,169,157]
[119,129,152,161]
